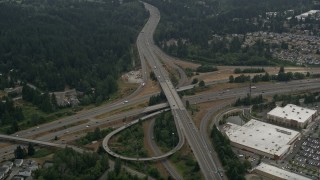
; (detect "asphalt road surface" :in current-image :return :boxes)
[138,3,222,179]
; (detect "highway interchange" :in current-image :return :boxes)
[136,3,222,179]
[1,1,320,179]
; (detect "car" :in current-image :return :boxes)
[86,125,89,128]
[124,100,128,103]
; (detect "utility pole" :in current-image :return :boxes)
[249,81,252,97]
[172,132,175,149]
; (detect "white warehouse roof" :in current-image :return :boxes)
[225,119,300,157]
[267,104,316,123]
[296,10,320,19]
[254,162,311,180]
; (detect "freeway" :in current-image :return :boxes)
[184,79,320,104]
[3,73,315,155]
[2,78,319,158]
[139,2,221,179]
[150,40,188,88]
[0,103,169,159]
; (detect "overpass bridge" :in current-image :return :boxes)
[0,134,85,153]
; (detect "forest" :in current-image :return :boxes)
[0,97,24,133]
[0,0,147,103]
[145,0,316,65]
[34,148,109,180]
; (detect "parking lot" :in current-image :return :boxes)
[295,137,320,167]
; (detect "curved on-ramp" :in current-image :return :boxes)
[102,109,185,161]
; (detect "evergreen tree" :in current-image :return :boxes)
[11,120,19,132]
[94,127,101,139]
[114,158,122,175]
[279,66,285,73]
[41,92,53,113]
[191,78,198,84]
[306,72,310,77]
[199,80,205,87]
[28,143,35,156]
[186,100,190,109]
[229,75,234,83]
[14,145,26,159]
[51,94,58,111]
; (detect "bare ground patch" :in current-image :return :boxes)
[191,66,320,83]
[191,99,234,129]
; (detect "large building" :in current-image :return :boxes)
[253,162,311,180]
[224,119,301,159]
[295,10,320,21]
[267,104,317,129]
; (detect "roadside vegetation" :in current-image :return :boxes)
[106,158,146,180]
[234,94,264,106]
[229,66,309,83]
[148,91,167,106]
[110,122,147,158]
[0,97,24,133]
[76,127,113,145]
[121,160,163,180]
[34,148,109,180]
[196,65,218,73]
[31,148,55,158]
[14,143,55,159]
[169,145,202,180]
[109,121,164,179]
[0,99,78,134]
[14,143,36,159]
[234,68,265,74]
[22,85,58,113]
[183,65,217,78]
[211,125,250,179]
[153,111,178,152]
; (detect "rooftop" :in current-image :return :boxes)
[267,104,317,123]
[254,162,311,180]
[224,119,300,157]
[296,10,320,19]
